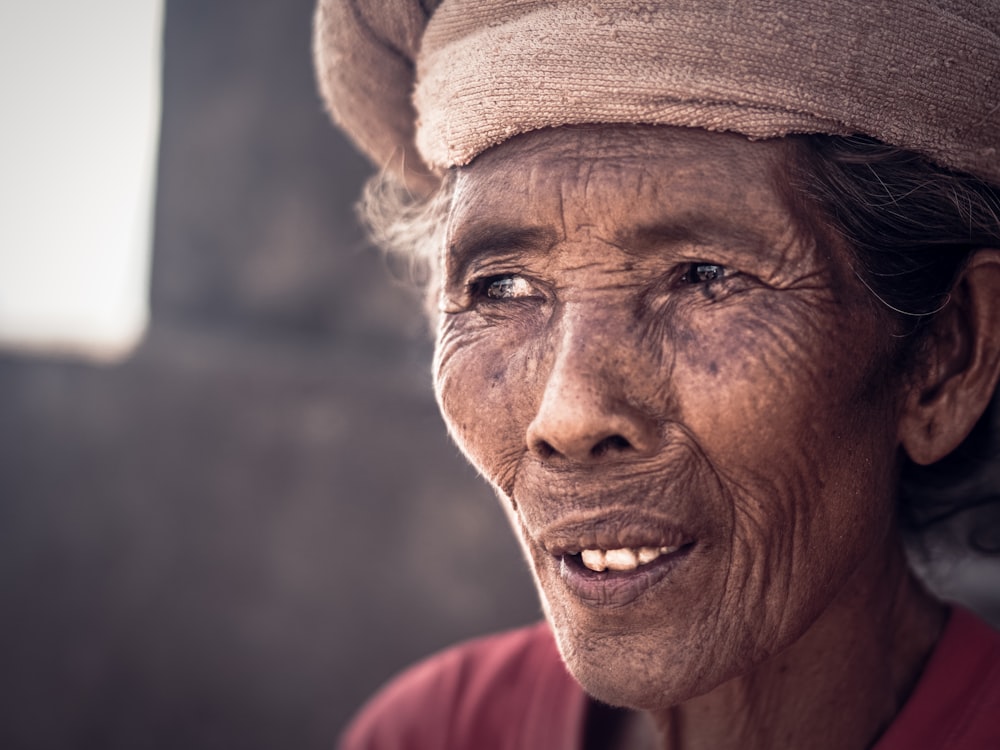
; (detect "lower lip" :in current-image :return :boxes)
[557,545,694,608]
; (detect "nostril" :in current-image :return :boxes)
[590,434,633,458]
[526,392,659,462]
[531,432,637,462]
[533,439,557,460]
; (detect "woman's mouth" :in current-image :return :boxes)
[557,542,694,608]
[577,545,681,572]
[530,507,699,607]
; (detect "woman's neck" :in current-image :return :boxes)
[616,541,946,750]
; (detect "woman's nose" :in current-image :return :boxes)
[525,324,660,463]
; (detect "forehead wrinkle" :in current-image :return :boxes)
[455,126,832,283]
[542,155,791,255]
[556,157,664,242]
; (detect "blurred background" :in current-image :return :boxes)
[0,2,997,749]
[0,2,539,748]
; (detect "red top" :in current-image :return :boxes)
[874,606,1000,749]
[340,607,1000,749]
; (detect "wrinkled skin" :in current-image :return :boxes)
[432,125,946,747]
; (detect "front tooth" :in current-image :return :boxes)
[604,548,639,571]
[637,546,662,565]
[580,549,607,572]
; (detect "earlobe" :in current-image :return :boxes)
[899,250,1000,466]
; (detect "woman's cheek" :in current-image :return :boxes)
[435,320,543,492]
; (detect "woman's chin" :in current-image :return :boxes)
[540,591,737,712]
[553,624,722,712]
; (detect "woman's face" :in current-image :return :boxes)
[433,125,906,709]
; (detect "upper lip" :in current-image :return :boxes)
[535,508,695,557]
[513,448,708,558]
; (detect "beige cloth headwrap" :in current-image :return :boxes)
[314,0,1000,192]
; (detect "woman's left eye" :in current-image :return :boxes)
[681,263,728,284]
[479,275,534,300]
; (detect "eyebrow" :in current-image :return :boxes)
[445,213,778,282]
[447,223,556,278]
[617,223,702,252]
[617,218,771,256]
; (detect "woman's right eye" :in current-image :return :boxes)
[681,263,728,284]
[475,275,535,300]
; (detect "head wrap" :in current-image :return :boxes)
[314,0,1000,192]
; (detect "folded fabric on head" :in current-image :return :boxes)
[314,0,1000,189]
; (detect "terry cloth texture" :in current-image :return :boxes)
[314,0,1000,189]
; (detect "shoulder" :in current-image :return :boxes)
[339,621,587,750]
[876,605,1000,749]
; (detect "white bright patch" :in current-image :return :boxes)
[0,1,164,362]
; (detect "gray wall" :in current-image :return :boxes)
[0,2,539,748]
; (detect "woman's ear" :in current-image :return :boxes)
[900,250,1000,466]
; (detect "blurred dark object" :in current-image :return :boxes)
[0,1,538,748]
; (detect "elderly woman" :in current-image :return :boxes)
[315,1,1000,747]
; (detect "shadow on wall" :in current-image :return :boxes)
[0,2,998,750]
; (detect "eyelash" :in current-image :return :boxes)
[469,263,730,303]
[680,263,728,285]
[469,275,538,302]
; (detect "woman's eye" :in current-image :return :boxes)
[482,275,534,300]
[682,263,727,284]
